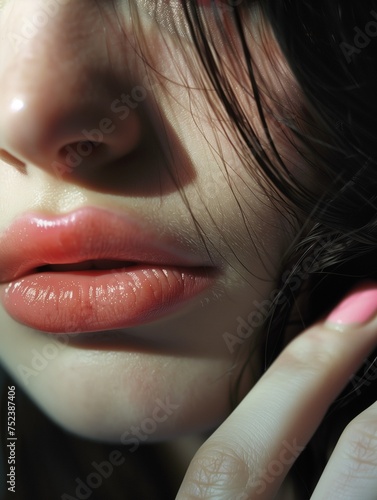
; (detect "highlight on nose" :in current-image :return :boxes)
[10,98,25,113]
[0,2,145,179]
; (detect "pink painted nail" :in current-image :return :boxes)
[326,286,377,327]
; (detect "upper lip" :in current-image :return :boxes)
[0,206,212,283]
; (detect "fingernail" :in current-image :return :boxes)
[326,285,377,328]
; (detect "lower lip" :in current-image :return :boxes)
[1,265,214,333]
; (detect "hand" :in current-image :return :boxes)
[176,285,377,499]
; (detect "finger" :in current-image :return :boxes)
[176,285,377,500]
[311,400,377,500]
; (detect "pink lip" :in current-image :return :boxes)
[0,207,215,333]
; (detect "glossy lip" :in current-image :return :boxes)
[0,206,216,333]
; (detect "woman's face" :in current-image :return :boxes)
[0,0,300,440]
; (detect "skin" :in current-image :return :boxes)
[0,0,296,440]
[1,1,377,498]
[177,285,377,499]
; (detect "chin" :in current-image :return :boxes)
[7,344,234,443]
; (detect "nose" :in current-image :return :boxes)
[0,0,142,175]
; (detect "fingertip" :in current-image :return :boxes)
[325,283,377,330]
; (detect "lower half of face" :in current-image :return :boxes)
[0,0,300,441]
[0,169,292,442]
[0,246,286,442]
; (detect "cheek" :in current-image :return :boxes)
[162,101,294,272]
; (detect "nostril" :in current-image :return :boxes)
[58,141,105,170]
[0,149,26,170]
